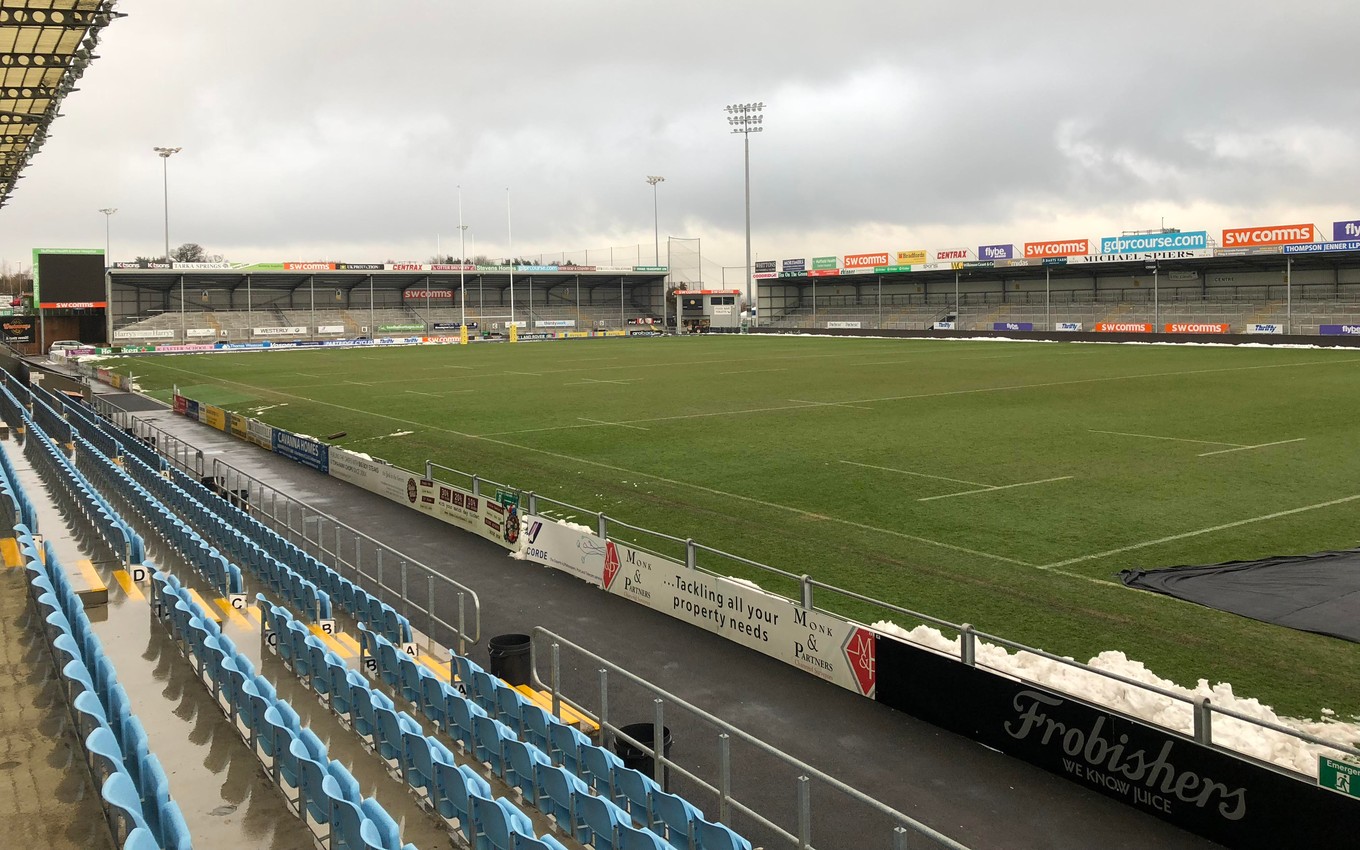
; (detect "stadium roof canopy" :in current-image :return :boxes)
[0,1,120,209]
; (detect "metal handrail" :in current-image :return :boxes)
[530,627,972,850]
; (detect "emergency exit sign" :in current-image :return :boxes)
[1318,756,1360,800]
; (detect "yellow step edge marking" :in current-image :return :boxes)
[308,625,353,658]
[334,632,362,654]
[213,598,252,631]
[0,538,23,569]
[514,683,599,730]
[415,652,448,677]
[113,570,145,601]
[74,559,107,592]
[187,589,222,624]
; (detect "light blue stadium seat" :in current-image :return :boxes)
[579,791,634,850]
[122,827,160,850]
[327,654,354,718]
[375,635,402,691]
[372,704,416,773]
[446,689,487,752]
[472,713,516,778]
[261,703,301,768]
[618,823,670,850]
[494,684,532,737]
[692,814,753,850]
[512,833,573,850]
[302,634,328,691]
[157,798,193,850]
[419,669,447,731]
[469,668,500,713]
[470,793,535,850]
[548,720,591,777]
[350,681,383,747]
[504,738,552,804]
[324,775,367,850]
[581,742,625,797]
[519,703,553,754]
[650,788,702,850]
[287,620,311,677]
[613,764,660,828]
[85,725,126,786]
[359,796,403,849]
[534,761,588,838]
[294,741,331,828]
[398,654,424,705]
[101,771,150,846]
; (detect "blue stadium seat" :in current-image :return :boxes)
[84,725,126,786]
[577,791,632,850]
[692,814,753,850]
[470,793,535,850]
[503,738,552,804]
[651,788,702,850]
[446,689,487,752]
[494,684,532,737]
[398,654,425,705]
[156,798,193,850]
[581,742,625,797]
[359,796,406,850]
[101,771,150,846]
[618,823,669,850]
[519,703,553,754]
[419,670,448,731]
[469,667,500,713]
[472,713,516,778]
[324,775,367,850]
[534,762,588,838]
[295,742,332,829]
[613,764,661,829]
[122,827,160,850]
[512,833,573,850]
[328,656,355,718]
[548,720,591,777]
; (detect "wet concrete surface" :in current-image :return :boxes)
[91,392,1229,850]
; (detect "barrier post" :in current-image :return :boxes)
[960,623,976,667]
[798,775,813,850]
[718,732,732,824]
[376,549,384,601]
[685,538,695,570]
[800,574,814,609]
[457,592,466,656]
[598,669,609,739]
[652,699,666,788]
[1193,696,1213,744]
[425,460,433,481]
[893,826,909,850]
[526,491,536,515]
[426,574,435,647]
[400,560,408,607]
[550,642,562,719]
[471,474,479,497]
[597,512,607,540]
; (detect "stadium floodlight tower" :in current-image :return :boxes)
[646,175,665,265]
[153,146,182,262]
[725,102,763,326]
[98,208,117,264]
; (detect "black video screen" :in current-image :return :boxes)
[38,253,105,304]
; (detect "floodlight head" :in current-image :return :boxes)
[99,207,117,215]
[646,175,665,186]
[153,146,182,158]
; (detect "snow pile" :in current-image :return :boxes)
[872,620,1360,776]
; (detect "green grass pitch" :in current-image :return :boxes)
[105,335,1360,719]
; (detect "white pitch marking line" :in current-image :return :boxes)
[578,378,643,385]
[578,417,649,431]
[839,460,990,488]
[343,380,373,386]
[917,476,1073,502]
[295,372,324,378]
[505,371,542,377]
[1197,438,1306,457]
[1044,492,1360,569]
[1088,429,1243,448]
[404,390,439,397]
[719,368,787,375]
[787,398,872,411]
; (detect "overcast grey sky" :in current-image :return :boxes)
[3,0,1358,277]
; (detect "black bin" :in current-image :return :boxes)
[487,633,533,686]
[614,723,673,790]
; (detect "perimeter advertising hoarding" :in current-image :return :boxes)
[1099,231,1208,254]
[1,319,33,343]
[519,517,876,696]
[1024,239,1090,259]
[1247,324,1283,334]
[753,260,776,273]
[781,258,806,273]
[874,635,1355,849]
[1055,322,1082,331]
[1165,323,1229,334]
[979,244,1014,260]
[897,250,927,264]
[843,252,888,268]
[253,326,306,336]
[993,322,1034,331]
[1221,224,1313,248]
[327,448,519,550]
[811,256,838,270]
[933,248,969,261]
[1319,325,1360,335]
[271,429,329,474]
[1096,322,1152,332]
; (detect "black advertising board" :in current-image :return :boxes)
[875,635,1355,848]
[1,319,34,343]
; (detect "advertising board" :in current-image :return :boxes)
[993,322,1034,331]
[1221,224,1313,248]
[1095,323,1152,332]
[1024,239,1090,259]
[1165,323,1229,334]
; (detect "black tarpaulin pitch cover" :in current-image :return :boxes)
[1120,550,1360,643]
